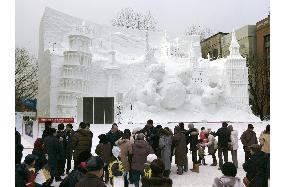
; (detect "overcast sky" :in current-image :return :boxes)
[16,0,270,55]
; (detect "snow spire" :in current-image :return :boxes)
[229,29,241,58]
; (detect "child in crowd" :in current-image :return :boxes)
[108,146,125,187]
[197,139,207,166]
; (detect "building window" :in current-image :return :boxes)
[264,35,270,63]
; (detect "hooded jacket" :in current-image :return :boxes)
[130,139,153,171]
[72,129,93,161]
[213,176,244,187]
[117,139,133,171]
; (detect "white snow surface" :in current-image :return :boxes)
[21,122,269,187]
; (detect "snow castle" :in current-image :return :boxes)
[37,7,257,123]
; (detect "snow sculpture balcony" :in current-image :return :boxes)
[69,35,91,53]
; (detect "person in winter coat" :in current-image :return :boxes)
[141,159,173,187]
[259,125,270,154]
[243,144,268,187]
[57,123,66,176]
[59,151,92,187]
[24,154,42,187]
[172,126,187,175]
[188,123,199,172]
[95,134,113,183]
[75,156,107,187]
[141,119,160,158]
[129,133,153,187]
[72,122,93,167]
[259,124,270,179]
[16,128,24,165]
[42,122,52,140]
[116,132,133,186]
[32,138,47,172]
[106,123,123,147]
[159,128,172,177]
[215,122,231,169]
[178,123,190,172]
[212,162,244,187]
[205,130,218,166]
[228,125,239,168]
[197,139,207,165]
[240,124,258,161]
[64,123,75,174]
[43,128,62,182]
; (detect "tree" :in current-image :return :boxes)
[184,25,215,41]
[247,56,270,120]
[15,47,38,111]
[111,7,158,31]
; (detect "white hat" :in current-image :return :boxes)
[112,146,121,158]
[147,154,157,162]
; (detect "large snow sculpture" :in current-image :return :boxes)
[160,77,187,109]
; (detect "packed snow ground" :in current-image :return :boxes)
[22,122,268,187]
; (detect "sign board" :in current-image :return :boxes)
[24,121,34,138]
[38,118,74,123]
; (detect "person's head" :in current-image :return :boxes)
[85,123,90,130]
[227,125,233,132]
[249,144,261,155]
[34,138,44,150]
[58,123,64,131]
[122,132,131,140]
[66,123,73,131]
[150,159,165,176]
[147,119,154,127]
[221,162,237,177]
[201,127,205,131]
[265,124,270,134]
[197,139,203,144]
[86,156,104,177]
[188,123,194,130]
[156,125,162,130]
[78,151,93,165]
[44,121,52,130]
[222,122,228,128]
[124,129,131,136]
[24,154,38,167]
[179,122,185,130]
[136,133,145,140]
[98,134,108,144]
[174,126,181,134]
[50,128,57,136]
[111,123,118,133]
[207,128,212,134]
[79,122,86,129]
[248,124,254,130]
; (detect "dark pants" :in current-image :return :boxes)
[66,159,72,173]
[132,170,143,187]
[48,158,58,182]
[218,147,228,168]
[124,172,129,187]
[57,159,66,176]
[102,165,109,183]
[212,150,217,163]
[245,150,252,162]
[191,149,198,164]
[74,160,79,169]
[198,154,205,164]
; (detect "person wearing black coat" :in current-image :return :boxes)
[64,123,75,174]
[44,128,62,182]
[106,123,123,147]
[15,163,29,187]
[179,122,190,172]
[59,151,92,187]
[57,123,66,176]
[15,128,24,165]
[42,121,52,140]
[188,123,199,171]
[243,144,268,187]
[215,122,231,169]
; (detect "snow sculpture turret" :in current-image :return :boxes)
[224,30,249,110]
[58,21,92,117]
[160,30,170,59]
